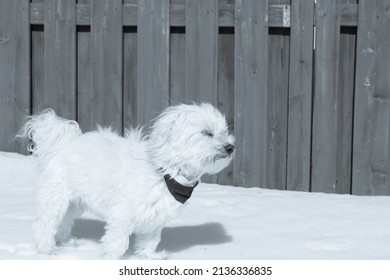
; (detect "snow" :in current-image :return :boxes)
[1,151,390,260]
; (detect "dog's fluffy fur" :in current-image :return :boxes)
[17,103,235,259]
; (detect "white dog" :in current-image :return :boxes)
[17,103,235,259]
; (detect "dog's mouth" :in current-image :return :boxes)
[214,151,235,162]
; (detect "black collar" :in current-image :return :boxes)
[164,175,199,204]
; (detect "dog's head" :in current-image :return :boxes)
[148,103,235,180]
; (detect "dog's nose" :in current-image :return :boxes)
[224,144,235,155]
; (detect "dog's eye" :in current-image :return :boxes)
[202,130,214,137]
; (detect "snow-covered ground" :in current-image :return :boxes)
[1,151,390,260]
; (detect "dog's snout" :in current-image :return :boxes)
[225,144,235,155]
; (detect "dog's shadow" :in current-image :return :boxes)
[72,219,232,255]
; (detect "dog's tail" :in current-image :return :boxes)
[16,109,81,161]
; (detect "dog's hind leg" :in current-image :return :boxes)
[55,200,86,244]
[33,182,71,254]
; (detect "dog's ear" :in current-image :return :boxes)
[151,107,190,139]
[149,107,177,148]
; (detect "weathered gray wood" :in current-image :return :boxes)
[353,0,390,195]
[31,2,91,26]
[75,0,91,131]
[29,0,359,28]
[0,0,30,153]
[42,0,76,119]
[122,0,137,132]
[169,30,186,104]
[76,30,92,133]
[185,0,218,183]
[122,2,138,26]
[234,0,268,188]
[333,0,357,194]
[170,0,186,28]
[339,3,358,27]
[169,0,186,105]
[123,27,138,131]
[5,0,390,195]
[31,25,44,116]
[216,8,234,185]
[267,30,289,189]
[185,0,218,104]
[312,0,340,193]
[137,0,170,125]
[29,1,302,28]
[84,0,122,131]
[218,0,234,27]
[31,0,44,119]
[171,1,292,28]
[287,0,314,192]
[336,27,356,194]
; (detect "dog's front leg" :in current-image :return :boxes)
[100,223,132,259]
[134,228,168,260]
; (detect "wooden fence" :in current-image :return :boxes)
[1,0,390,195]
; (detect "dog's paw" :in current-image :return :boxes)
[36,239,60,255]
[36,244,62,255]
[102,253,120,260]
[63,238,83,247]
[137,250,169,260]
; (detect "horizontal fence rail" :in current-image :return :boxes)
[1,0,390,196]
[28,1,359,27]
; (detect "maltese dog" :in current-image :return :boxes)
[17,103,235,259]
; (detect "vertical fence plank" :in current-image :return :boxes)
[31,25,44,116]
[42,0,76,120]
[170,28,186,104]
[312,0,340,193]
[353,0,390,195]
[76,0,91,132]
[137,0,170,125]
[185,0,218,104]
[77,26,92,133]
[336,22,356,193]
[185,0,219,183]
[0,0,30,153]
[123,0,137,130]
[287,0,314,192]
[31,0,45,119]
[123,27,138,131]
[267,29,290,189]
[84,0,122,131]
[169,0,186,105]
[216,23,235,185]
[234,0,268,187]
